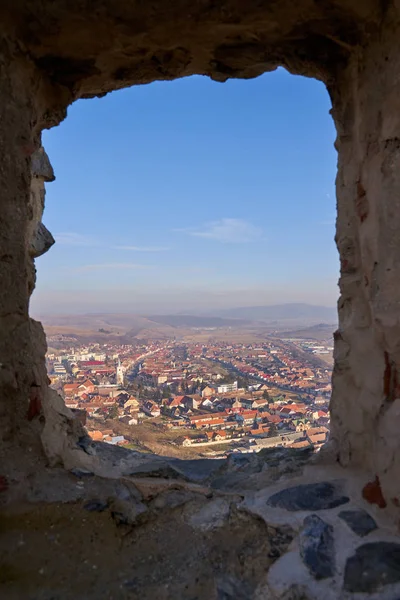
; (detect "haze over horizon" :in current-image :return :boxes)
[31,68,338,316]
[31,296,337,318]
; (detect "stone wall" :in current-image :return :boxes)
[329,10,400,509]
[1,0,400,510]
[0,41,81,475]
[0,45,44,453]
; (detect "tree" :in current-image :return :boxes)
[106,404,119,419]
[236,375,250,390]
[153,389,162,401]
[262,389,270,401]
[162,385,171,399]
[268,423,277,438]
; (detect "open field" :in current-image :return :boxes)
[315,353,334,367]
[98,418,247,458]
[38,311,337,347]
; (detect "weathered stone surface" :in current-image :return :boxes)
[29,222,55,258]
[267,481,349,511]
[69,468,94,479]
[338,508,377,536]
[215,574,252,600]
[258,446,314,469]
[299,514,335,580]
[187,497,231,531]
[127,476,211,500]
[109,497,148,526]
[126,457,227,484]
[0,0,378,100]
[151,489,199,510]
[168,458,225,483]
[344,542,400,592]
[211,447,314,492]
[27,147,55,276]
[31,147,55,182]
[226,452,261,472]
[211,470,261,493]
[128,459,182,480]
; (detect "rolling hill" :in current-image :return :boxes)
[207,303,337,324]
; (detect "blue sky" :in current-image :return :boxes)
[31,68,338,315]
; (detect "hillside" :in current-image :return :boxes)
[274,323,335,342]
[146,315,249,328]
[38,304,338,345]
[208,303,337,325]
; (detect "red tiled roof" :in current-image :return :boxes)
[194,418,225,428]
[79,360,104,366]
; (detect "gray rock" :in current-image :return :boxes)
[128,457,226,483]
[216,574,252,600]
[338,509,377,537]
[279,585,312,600]
[258,446,314,469]
[226,452,261,473]
[83,499,108,512]
[211,470,256,492]
[69,468,94,478]
[299,514,335,580]
[168,458,225,482]
[267,481,349,511]
[91,440,134,462]
[151,489,197,510]
[77,435,97,455]
[128,459,182,479]
[31,147,55,181]
[211,450,313,493]
[30,222,55,258]
[344,542,400,592]
[113,481,141,502]
[187,497,231,531]
[110,498,148,526]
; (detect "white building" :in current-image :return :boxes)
[217,381,238,394]
[116,357,125,386]
[53,361,66,375]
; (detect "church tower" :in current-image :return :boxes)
[116,357,124,386]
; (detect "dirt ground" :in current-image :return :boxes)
[0,497,293,600]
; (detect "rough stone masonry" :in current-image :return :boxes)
[1,0,400,533]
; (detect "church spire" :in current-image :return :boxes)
[116,356,124,386]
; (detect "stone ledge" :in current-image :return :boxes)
[2,446,400,598]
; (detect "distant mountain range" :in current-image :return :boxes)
[274,323,335,342]
[146,315,250,328]
[39,303,337,340]
[150,304,338,329]
[206,303,337,323]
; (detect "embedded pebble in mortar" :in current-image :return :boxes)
[267,481,349,511]
[299,514,335,580]
[344,542,400,592]
[338,509,377,537]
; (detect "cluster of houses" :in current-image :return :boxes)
[170,390,330,451]
[200,342,332,396]
[137,348,222,390]
[47,338,332,453]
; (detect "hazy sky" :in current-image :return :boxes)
[31,68,338,316]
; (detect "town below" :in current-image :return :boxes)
[47,330,333,459]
